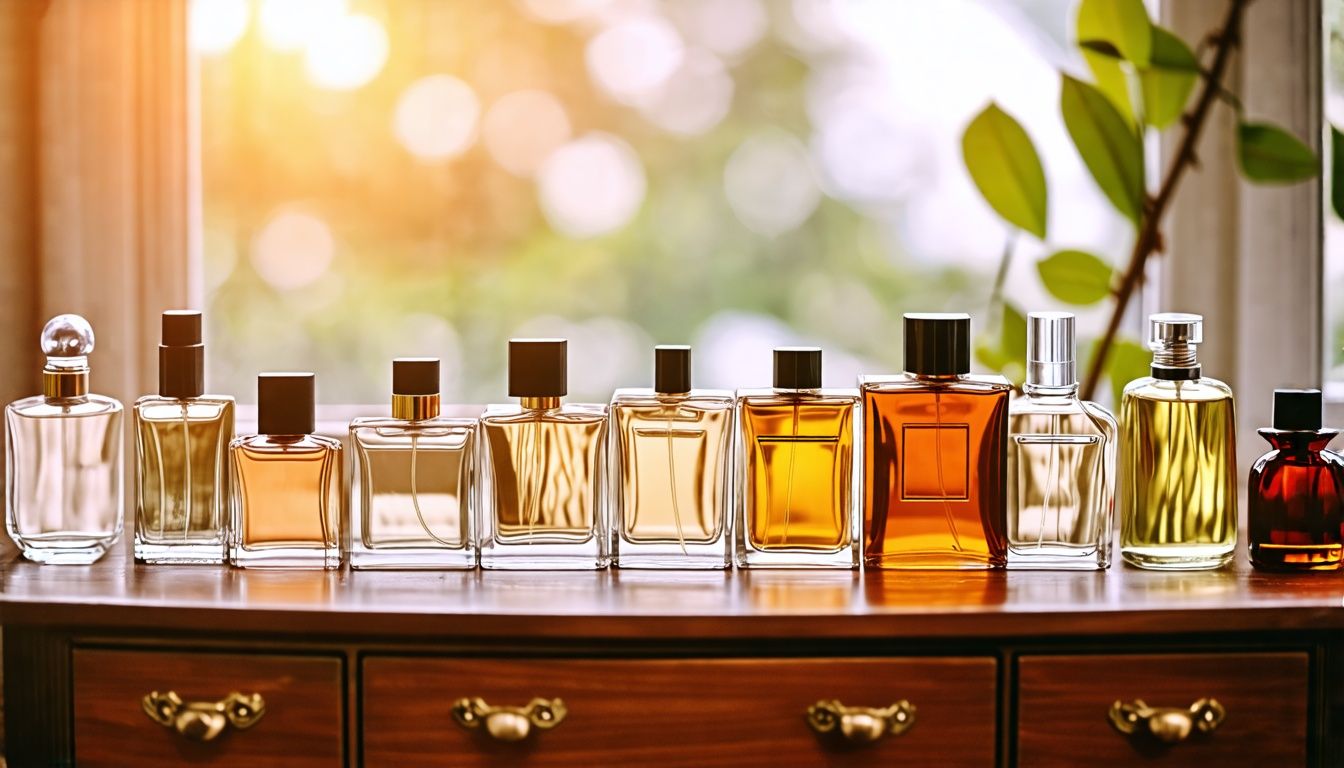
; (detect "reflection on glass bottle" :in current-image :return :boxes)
[1007,312,1116,569]
[736,347,858,568]
[861,313,1010,569]
[479,339,607,569]
[5,314,123,564]
[610,345,733,568]
[1120,313,1237,570]
[1248,389,1344,571]
[229,373,342,569]
[350,358,477,569]
[134,311,234,564]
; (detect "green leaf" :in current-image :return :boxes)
[1106,338,1151,408]
[1237,122,1319,183]
[962,103,1049,239]
[1139,26,1198,128]
[1036,250,1115,305]
[1081,51,1134,123]
[1331,125,1344,220]
[1077,0,1152,66]
[1061,75,1145,226]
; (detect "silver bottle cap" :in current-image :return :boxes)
[1148,312,1201,376]
[1026,311,1076,389]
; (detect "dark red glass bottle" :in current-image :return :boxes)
[1248,389,1344,571]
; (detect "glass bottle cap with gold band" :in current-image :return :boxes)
[41,313,95,400]
[392,358,440,421]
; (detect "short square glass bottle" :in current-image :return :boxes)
[6,314,123,564]
[133,310,234,564]
[860,313,1011,569]
[610,345,733,569]
[229,373,342,569]
[350,358,478,569]
[1006,312,1116,569]
[1248,389,1344,571]
[736,347,859,569]
[479,339,607,569]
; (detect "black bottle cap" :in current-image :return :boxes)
[393,358,439,396]
[654,345,691,394]
[904,313,971,376]
[774,347,822,389]
[508,338,567,398]
[1273,389,1322,431]
[257,372,315,435]
[159,310,204,399]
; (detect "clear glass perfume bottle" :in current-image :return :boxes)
[1120,313,1237,570]
[1248,389,1344,571]
[479,339,607,569]
[610,345,733,569]
[350,358,477,569]
[860,313,1011,569]
[5,314,123,564]
[736,347,858,569]
[133,311,234,564]
[229,373,342,569]
[1006,312,1116,569]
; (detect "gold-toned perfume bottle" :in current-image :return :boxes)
[229,373,342,569]
[479,339,607,569]
[1119,313,1237,570]
[133,311,234,564]
[736,347,858,568]
[610,345,733,569]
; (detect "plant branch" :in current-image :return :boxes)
[1079,0,1250,401]
[987,231,1018,323]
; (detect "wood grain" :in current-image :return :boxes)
[362,656,997,768]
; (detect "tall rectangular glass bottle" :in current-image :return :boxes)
[133,311,234,564]
[736,347,858,569]
[229,373,342,569]
[350,358,477,569]
[1006,312,1116,569]
[5,314,123,564]
[861,313,1010,569]
[479,339,607,569]
[1120,313,1237,570]
[610,345,733,569]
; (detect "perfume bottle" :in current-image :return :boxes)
[610,345,733,569]
[350,358,477,569]
[1006,312,1116,569]
[478,339,607,569]
[1248,389,1344,571]
[5,314,123,564]
[229,373,342,569]
[133,311,234,564]
[860,313,1011,569]
[736,347,858,568]
[1119,313,1237,570]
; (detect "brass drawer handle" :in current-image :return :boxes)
[807,699,916,743]
[452,697,567,742]
[1108,698,1226,744]
[141,690,267,742]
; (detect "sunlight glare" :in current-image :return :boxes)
[394,75,481,161]
[305,13,389,91]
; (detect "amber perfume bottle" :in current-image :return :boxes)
[1119,314,1237,570]
[133,311,234,564]
[5,314,123,564]
[1007,313,1116,569]
[610,345,733,569]
[479,339,607,569]
[736,347,858,568]
[350,358,477,569]
[861,313,1011,569]
[1248,389,1344,571]
[229,373,342,569]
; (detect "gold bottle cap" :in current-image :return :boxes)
[40,314,94,400]
[391,358,441,421]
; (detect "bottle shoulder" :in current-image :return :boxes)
[860,374,1012,395]
[736,388,858,405]
[350,415,477,430]
[8,394,123,418]
[231,433,342,453]
[610,388,734,409]
[1123,377,1235,403]
[134,396,234,421]
[482,403,607,424]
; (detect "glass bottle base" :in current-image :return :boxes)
[1121,545,1233,570]
[15,536,114,565]
[1007,544,1106,570]
[1249,543,1343,571]
[479,539,606,570]
[615,540,729,569]
[865,550,1002,570]
[350,547,477,570]
[737,547,858,569]
[230,545,341,570]
[135,539,225,564]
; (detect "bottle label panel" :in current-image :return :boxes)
[901,424,969,500]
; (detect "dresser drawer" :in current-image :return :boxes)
[73,648,344,767]
[1017,652,1308,766]
[362,656,997,767]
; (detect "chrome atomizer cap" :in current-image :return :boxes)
[1026,311,1076,389]
[1148,312,1202,379]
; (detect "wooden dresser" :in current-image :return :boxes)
[1,540,1341,766]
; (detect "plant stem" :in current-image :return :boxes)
[1080,0,1250,401]
[987,231,1018,326]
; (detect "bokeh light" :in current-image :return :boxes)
[671,0,767,59]
[518,0,611,25]
[723,131,821,237]
[585,16,685,105]
[259,0,347,51]
[189,0,249,56]
[251,210,335,291]
[537,133,646,238]
[305,13,388,91]
[637,48,733,137]
[483,90,572,177]
[393,75,480,161]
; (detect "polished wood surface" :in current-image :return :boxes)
[1017,652,1309,766]
[363,656,997,767]
[72,648,344,767]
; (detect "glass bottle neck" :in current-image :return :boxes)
[1023,382,1079,399]
[520,396,561,411]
